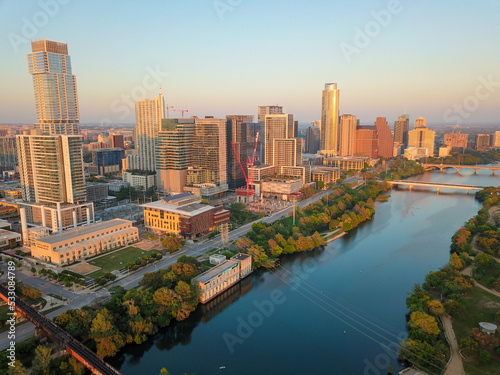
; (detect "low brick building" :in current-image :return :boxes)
[141,193,230,238]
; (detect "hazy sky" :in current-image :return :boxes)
[1,0,499,126]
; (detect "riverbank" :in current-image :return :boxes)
[400,187,500,375]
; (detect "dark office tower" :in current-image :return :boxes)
[476,134,491,151]
[0,137,18,171]
[111,134,125,149]
[305,127,320,154]
[27,39,80,135]
[226,115,254,189]
[374,117,394,159]
[394,114,409,148]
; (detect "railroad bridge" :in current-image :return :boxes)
[0,284,122,375]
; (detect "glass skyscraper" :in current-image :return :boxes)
[27,39,79,135]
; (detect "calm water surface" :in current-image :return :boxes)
[109,169,500,375]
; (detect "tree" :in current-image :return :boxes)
[159,369,171,375]
[247,245,268,268]
[449,253,464,270]
[90,309,124,358]
[31,345,52,375]
[408,311,440,335]
[8,360,28,375]
[427,300,445,317]
[459,337,479,356]
[470,327,499,348]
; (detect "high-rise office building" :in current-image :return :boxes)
[355,126,378,159]
[408,118,435,155]
[27,39,79,135]
[226,115,254,189]
[0,137,18,171]
[443,131,468,150]
[305,127,320,154]
[17,132,86,204]
[264,114,295,165]
[493,131,500,148]
[134,90,165,171]
[91,148,125,175]
[320,83,340,155]
[110,134,124,149]
[156,119,195,194]
[414,117,427,129]
[184,117,228,197]
[258,106,283,123]
[374,117,394,159]
[476,134,490,150]
[394,114,409,148]
[338,114,357,156]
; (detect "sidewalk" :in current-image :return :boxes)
[442,315,465,375]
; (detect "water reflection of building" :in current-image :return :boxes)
[200,275,253,323]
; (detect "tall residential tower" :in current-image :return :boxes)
[320,83,340,156]
[27,39,79,135]
[134,90,165,171]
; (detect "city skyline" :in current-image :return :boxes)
[0,0,499,126]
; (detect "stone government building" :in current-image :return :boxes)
[31,219,139,265]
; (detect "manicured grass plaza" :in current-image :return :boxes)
[87,246,148,278]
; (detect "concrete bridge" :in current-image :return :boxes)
[420,163,500,175]
[388,180,487,194]
[0,284,122,375]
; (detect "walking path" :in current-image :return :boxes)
[442,315,465,375]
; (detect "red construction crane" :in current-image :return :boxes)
[246,131,260,188]
[173,109,189,118]
[231,130,260,200]
[165,104,174,119]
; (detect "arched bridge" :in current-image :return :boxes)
[0,284,122,375]
[420,163,500,175]
[388,180,487,194]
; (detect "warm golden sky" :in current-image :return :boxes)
[1,0,499,126]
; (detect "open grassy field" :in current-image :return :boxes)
[87,246,146,278]
[452,287,500,374]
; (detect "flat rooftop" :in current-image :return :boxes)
[37,219,132,245]
[232,253,250,261]
[141,200,215,217]
[196,260,239,283]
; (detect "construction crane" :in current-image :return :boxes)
[230,131,260,202]
[165,104,174,119]
[173,109,189,118]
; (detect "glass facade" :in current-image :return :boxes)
[27,40,79,135]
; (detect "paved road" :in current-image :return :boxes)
[0,264,80,301]
[0,182,354,350]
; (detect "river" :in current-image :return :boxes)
[109,168,500,375]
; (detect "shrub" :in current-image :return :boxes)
[479,350,491,364]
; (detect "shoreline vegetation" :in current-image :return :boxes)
[0,158,426,374]
[399,186,500,375]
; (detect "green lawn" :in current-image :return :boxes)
[475,262,500,289]
[451,287,500,374]
[87,246,147,278]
